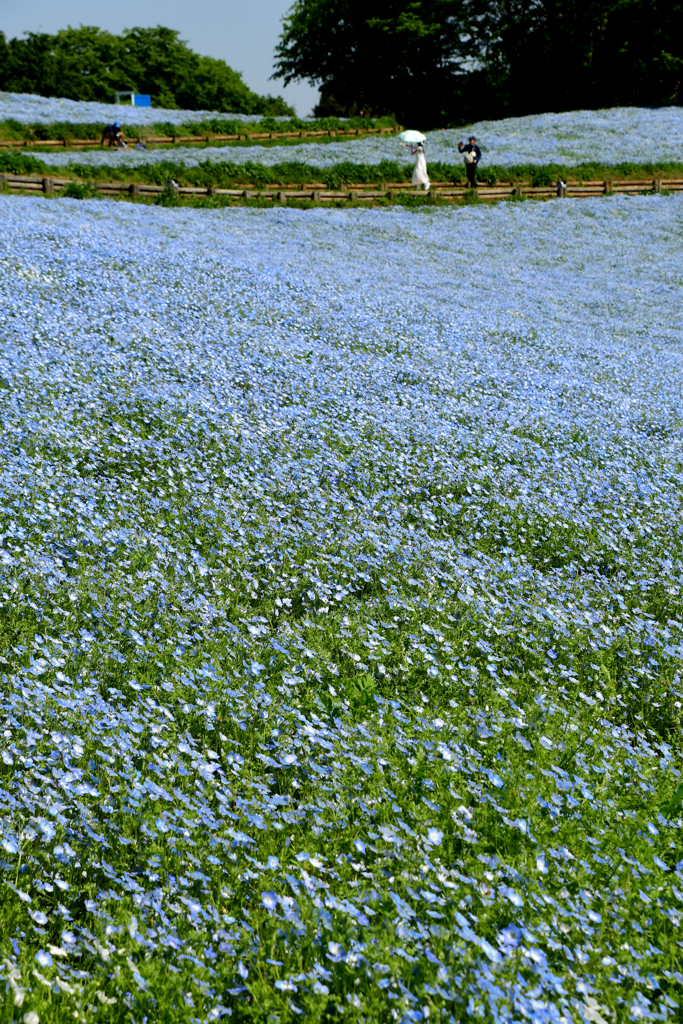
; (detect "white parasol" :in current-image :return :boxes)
[398,130,427,143]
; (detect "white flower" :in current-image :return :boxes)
[536,855,550,874]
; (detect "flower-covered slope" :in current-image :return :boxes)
[26,104,683,169]
[0,195,682,1023]
[0,90,287,126]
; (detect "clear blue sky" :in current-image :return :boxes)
[0,0,319,116]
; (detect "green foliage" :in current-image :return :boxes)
[0,150,46,174]
[61,180,94,199]
[530,167,555,187]
[0,26,293,115]
[480,0,683,117]
[68,157,417,189]
[62,157,683,191]
[0,114,396,145]
[155,182,182,206]
[0,116,34,141]
[274,0,475,123]
[275,0,683,122]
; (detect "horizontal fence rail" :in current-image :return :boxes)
[1,174,681,202]
[0,126,398,150]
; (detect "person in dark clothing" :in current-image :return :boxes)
[458,135,482,188]
[101,121,125,147]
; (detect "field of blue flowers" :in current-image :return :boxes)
[0,92,282,126]
[21,104,683,171]
[1,192,682,1024]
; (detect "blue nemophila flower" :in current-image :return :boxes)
[425,829,443,846]
[261,891,278,911]
[497,925,523,955]
[274,979,296,991]
[327,942,345,962]
[536,854,550,874]
[500,886,524,907]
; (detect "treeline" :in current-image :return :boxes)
[274,0,683,124]
[0,26,293,116]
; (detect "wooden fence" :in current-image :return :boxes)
[1,173,681,202]
[0,125,397,150]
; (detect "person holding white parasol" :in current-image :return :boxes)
[399,130,430,191]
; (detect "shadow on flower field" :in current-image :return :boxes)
[0,194,682,1023]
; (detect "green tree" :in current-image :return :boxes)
[274,0,683,123]
[480,0,683,115]
[0,26,293,115]
[273,0,479,124]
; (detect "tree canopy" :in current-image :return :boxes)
[0,26,294,116]
[273,0,683,124]
[273,0,472,123]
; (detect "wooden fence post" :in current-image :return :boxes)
[3,173,677,207]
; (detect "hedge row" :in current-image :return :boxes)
[64,158,683,189]
[2,151,682,188]
[0,114,398,143]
